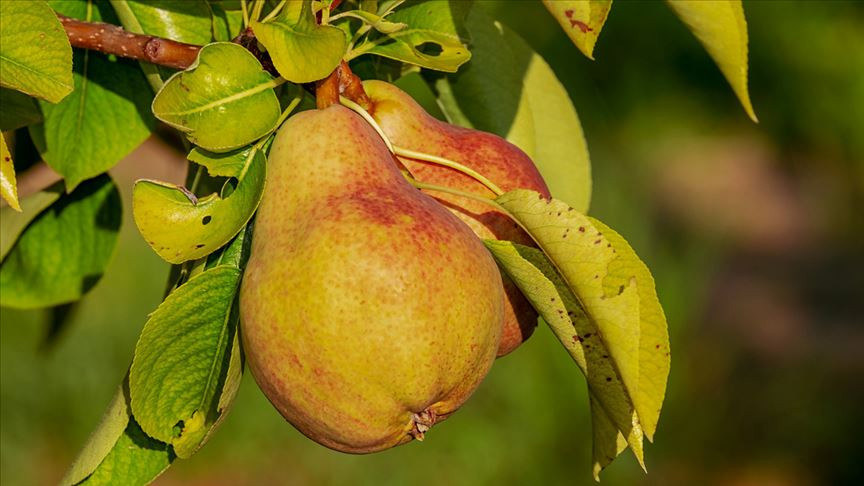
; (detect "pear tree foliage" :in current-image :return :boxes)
[0,0,758,483]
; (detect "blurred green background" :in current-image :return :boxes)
[2,1,863,485]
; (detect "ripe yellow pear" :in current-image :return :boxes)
[240,105,504,453]
[364,80,551,356]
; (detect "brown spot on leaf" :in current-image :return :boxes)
[570,19,593,33]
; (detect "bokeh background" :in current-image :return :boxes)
[2,1,862,485]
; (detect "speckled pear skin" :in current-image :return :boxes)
[364,80,551,356]
[239,105,504,454]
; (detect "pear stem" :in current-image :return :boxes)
[392,147,505,197]
[338,97,506,197]
[406,178,507,213]
[339,96,395,152]
[261,0,286,23]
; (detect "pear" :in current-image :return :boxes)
[364,80,550,356]
[240,105,505,454]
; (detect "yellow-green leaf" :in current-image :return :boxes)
[483,238,645,469]
[590,394,628,481]
[590,217,670,441]
[0,0,73,102]
[351,0,472,73]
[251,0,347,83]
[436,7,592,212]
[0,134,20,211]
[666,0,757,121]
[542,0,612,60]
[132,149,265,264]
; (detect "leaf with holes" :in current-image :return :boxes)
[667,0,757,121]
[252,0,347,83]
[542,0,612,60]
[351,0,471,72]
[33,0,156,191]
[130,265,243,458]
[133,149,265,264]
[436,7,592,211]
[0,134,19,211]
[0,0,73,102]
[0,175,121,309]
[152,43,282,152]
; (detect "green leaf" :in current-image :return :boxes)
[0,88,43,130]
[0,174,121,309]
[351,0,471,72]
[62,381,175,486]
[80,417,174,485]
[34,1,156,191]
[0,0,73,103]
[211,2,245,41]
[130,265,243,458]
[0,134,20,211]
[251,0,347,83]
[392,72,446,120]
[152,43,282,152]
[0,183,62,261]
[666,0,757,121]
[541,0,612,60]
[589,394,628,481]
[133,149,265,264]
[122,0,214,44]
[438,8,592,212]
[483,238,645,469]
[187,145,253,178]
[333,10,407,34]
[589,216,670,441]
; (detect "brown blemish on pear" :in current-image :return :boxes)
[240,106,504,453]
[364,81,551,356]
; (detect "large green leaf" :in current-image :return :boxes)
[133,149,265,264]
[61,381,175,486]
[483,239,645,469]
[437,7,591,212]
[350,0,471,72]
[121,0,214,44]
[0,88,42,131]
[542,0,612,60]
[0,175,121,309]
[0,134,19,211]
[251,0,347,83]
[667,0,757,121]
[130,264,243,458]
[34,0,156,191]
[152,43,282,152]
[0,183,62,261]
[0,0,73,103]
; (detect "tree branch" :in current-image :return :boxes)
[58,14,201,70]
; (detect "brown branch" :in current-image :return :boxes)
[58,14,200,70]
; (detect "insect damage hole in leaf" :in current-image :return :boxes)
[416,42,444,57]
